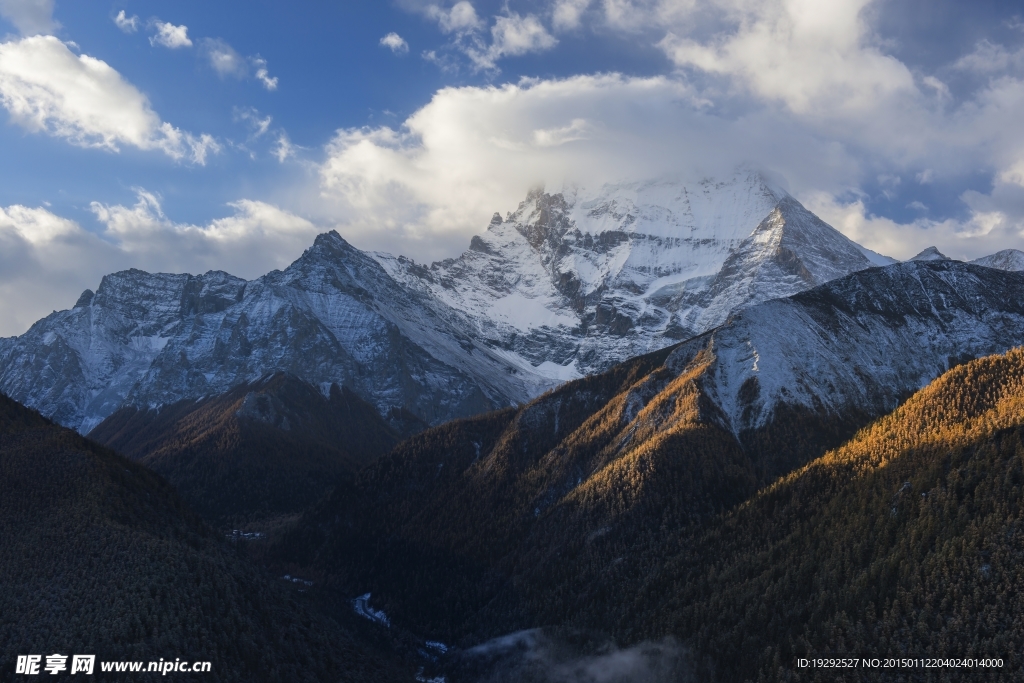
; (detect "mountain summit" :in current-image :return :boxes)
[377,170,888,376]
[1,171,893,430]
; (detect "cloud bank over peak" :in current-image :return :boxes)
[344,0,1024,263]
[315,73,827,257]
[0,35,218,163]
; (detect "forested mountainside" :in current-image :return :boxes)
[0,172,887,435]
[0,393,409,683]
[87,373,413,529]
[272,261,1024,681]
[623,346,1024,681]
[276,346,1024,683]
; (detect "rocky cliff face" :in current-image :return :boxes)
[377,171,890,377]
[0,171,917,431]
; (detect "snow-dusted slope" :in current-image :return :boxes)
[972,249,1024,271]
[0,270,246,432]
[909,246,949,261]
[665,260,1024,435]
[0,171,898,432]
[0,234,548,432]
[380,171,880,377]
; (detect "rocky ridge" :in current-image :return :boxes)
[4,171,1015,433]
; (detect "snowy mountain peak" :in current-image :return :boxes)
[910,246,949,261]
[2,169,900,433]
[380,170,888,377]
[971,249,1024,271]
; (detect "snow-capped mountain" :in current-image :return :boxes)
[378,171,889,377]
[664,260,1024,435]
[0,235,539,433]
[971,248,1024,271]
[909,246,950,261]
[0,171,897,431]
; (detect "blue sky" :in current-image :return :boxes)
[1,0,1024,335]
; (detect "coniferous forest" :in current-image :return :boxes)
[7,341,1024,681]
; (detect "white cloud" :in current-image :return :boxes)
[0,0,55,35]
[452,12,558,71]
[552,0,591,31]
[426,2,483,34]
[310,64,1024,263]
[657,0,915,117]
[201,39,278,90]
[273,133,297,162]
[489,13,557,58]
[1,202,79,244]
[252,56,278,90]
[113,10,138,34]
[315,74,841,257]
[149,20,192,49]
[419,3,557,71]
[234,106,272,138]
[954,40,1024,75]
[380,32,410,54]
[0,193,323,336]
[804,190,1024,262]
[0,35,218,163]
[202,38,247,78]
[531,117,592,147]
[90,191,317,272]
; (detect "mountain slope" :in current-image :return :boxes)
[0,392,408,683]
[973,248,1024,271]
[378,171,883,376]
[274,260,1024,645]
[626,346,1024,681]
[1,171,889,432]
[87,373,409,528]
[0,235,520,433]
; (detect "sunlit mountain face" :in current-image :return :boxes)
[3,1,1024,681]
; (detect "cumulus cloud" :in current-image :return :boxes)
[201,39,278,90]
[89,191,318,276]
[426,1,483,34]
[0,0,55,35]
[0,193,321,336]
[113,10,139,34]
[0,35,218,163]
[420,3,556,71]
[149,20,192,49]
[311,61,1024,262]
[0,203,120,336]
[552,0,591,32]
[315,74,820,257]
[380,32,409,54]
[357,0,1024,261]
[805,186,1024,261]
[657,0,915,116]
[487,13,557,58]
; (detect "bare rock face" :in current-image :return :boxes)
[0,170,896,431]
